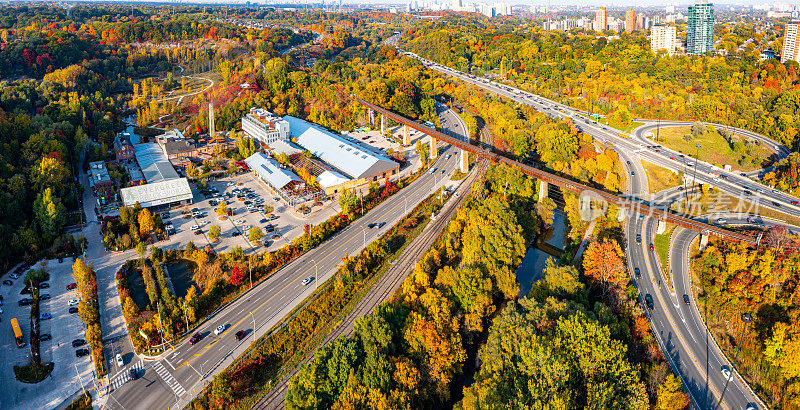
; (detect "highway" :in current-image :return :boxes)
[104,105,470,409]
[386,34,772,409]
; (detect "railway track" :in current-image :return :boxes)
[253,162,485,410]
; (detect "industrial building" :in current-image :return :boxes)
[120,130,194,209]
[245,152,318,205]
[241,108,291,147]
[120,178,193,209]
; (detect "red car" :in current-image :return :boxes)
[649,244,655,251]
[190,333,202,345]
[792,201,799,205]
[235,330,246,341]
[194,230,203,235]
[66,283,77,290]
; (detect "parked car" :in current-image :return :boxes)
[3,280,13,286]
[235,330,246,341]
[39,282,49,289]
[116,354,124,367]
[40,294,51,301]
[10,273,20,279]
[231,231,241,237]
[72,339,86,347]
[69,307,79,314]
[39,333,52,342]
[189,333,202,345]
[40,313,52,320]
[193,230,203,235]
[66,283,77,290]
[18,298,33,306]
[68,299,79,306]
[75,349,90,358]
[214,325,226,335]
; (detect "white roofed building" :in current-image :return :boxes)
[241,108,291,148]
[120,178,193,209]
[245,152,319,205]
[284,116,399,185]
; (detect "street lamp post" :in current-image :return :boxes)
[310,258,319,292]
[656,97,662,143]
[248,259,252,289]
[360,226,366,245]
[716,313,753,409]
[250,310,256,331]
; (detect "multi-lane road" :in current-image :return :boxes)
[388,34,781,409]
[104,103,470,409]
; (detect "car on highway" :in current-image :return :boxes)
[76,349,90,358]
[429,168,436,174]
[116,353,124,367]
[772,201,781,207]
[721,365,734,381]
[190,333,202,345]
[68,307,78,314]
[368,223,375,228]
[743,190,753,196]
[683,294,690,304]
[634,268,641,279]
[635,234,642,244]
[130,368,139,380]
[235,330,246,341]
[649,243,655,251]
[68,299,79,306]
[302,277,314,286]
[214,325,226,335]
[644,294,654,310]
[716,218,727,225]
[72,339,86,347]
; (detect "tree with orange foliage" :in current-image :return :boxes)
[582,238,628,300]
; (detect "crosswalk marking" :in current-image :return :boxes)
[108,362,144,391]
[152,361,187,397]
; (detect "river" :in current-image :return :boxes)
[516,207,568,297]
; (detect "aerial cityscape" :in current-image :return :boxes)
[0,1,799,410]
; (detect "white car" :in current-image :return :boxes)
[302,277,314,286]
[116,353,124,367]
[214,325,226,335]
[68,299,80,306]
[190,225,200,230]
[10,273,19,279]
[243,225,252,231]
[716,218,727,225]
[234,219,245,224]
[227,182,235,187]
[721,365,734,381]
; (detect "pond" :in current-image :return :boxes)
[126,268,150,311]
[166,259,198,299]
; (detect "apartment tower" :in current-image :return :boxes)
[687,2,715,55]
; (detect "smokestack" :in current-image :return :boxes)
[208,102,215,138]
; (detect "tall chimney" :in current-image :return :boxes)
[208,102,215,138]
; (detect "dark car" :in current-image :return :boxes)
[130,368,139,380]
[260,218,268,224]
[368,223,375,228]
[190,333,202,345]
[39,282,49,289]
[69,307,79,314]
[649,243,655,251]
[66,283,77,290]
[635,235,642,245]
[75,348,90,358]
[644,294,654,310]
[72,339,86,347]
[18,298,33,306]
[772,201,781,207]
[231,231,241,237]
[683,294,690,305]
[40,294,51,301]
[39,333,52,342]
[377,222,386,228]
[634,267,641,279]
[3,280,12,286]
[235,330,246,341]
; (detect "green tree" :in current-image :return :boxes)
[216,201,228,218]
[33,187,66,242]
[208,225,221,242]
[249,226,264,243]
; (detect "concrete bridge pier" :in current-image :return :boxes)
[403,124,411,146]
[429,136,438,159]
[460,150,469,173]
[381,114,387,135]
[617,207,628,222]
[700,232,709,250]
[657,219,666,234]
[538,180,548,202]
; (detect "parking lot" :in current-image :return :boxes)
[0,259,96,410]
[158,172,340,255]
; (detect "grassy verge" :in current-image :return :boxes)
[647,126,772,172]
[641,160,681,193]
[669,190,800,227]
[14,362,54,383]
[189,189,447,409]
[598,118,645,133]
[654,223,676,282]
[65,391,92,410]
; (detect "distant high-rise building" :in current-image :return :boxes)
[651,25,678,55]
[452,0,461,11]
[782,21,800,63]
[595,7,607,31]
[687,2,715,55]
[638,14,646,30]
[625,8,636,33]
